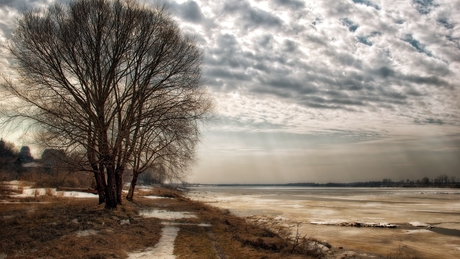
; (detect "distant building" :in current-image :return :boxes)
[15,146,34,164]
[41,149,66,168]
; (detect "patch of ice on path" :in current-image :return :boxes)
[139,210,197,220]
[127,225,180,259]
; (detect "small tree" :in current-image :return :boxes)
[2,0,212,209]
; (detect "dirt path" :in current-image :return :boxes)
[128,224,180,259]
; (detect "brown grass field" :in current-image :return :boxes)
[0,183,324,259]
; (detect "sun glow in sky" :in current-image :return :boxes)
[1,0,459,183]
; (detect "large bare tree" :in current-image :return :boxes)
[1,0,212,209]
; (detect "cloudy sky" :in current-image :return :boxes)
[1,0,460,183]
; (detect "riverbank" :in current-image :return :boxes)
[0,182,341,259]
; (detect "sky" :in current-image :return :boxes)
[0,0,460,183]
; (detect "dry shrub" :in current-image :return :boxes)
[139,186,184,199]
[0,171,14,181]
[16,169,93,188]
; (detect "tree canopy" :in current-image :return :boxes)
[2,0,212,209]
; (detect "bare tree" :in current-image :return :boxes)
[2,0,212,209]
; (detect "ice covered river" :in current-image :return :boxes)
[187,186,460,258]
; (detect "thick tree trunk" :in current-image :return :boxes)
[94,171,106,204]
[105,165,118,209]
[126,171,139,201]
[115,166,124,205]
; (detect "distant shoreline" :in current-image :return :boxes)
[189,182,460,188]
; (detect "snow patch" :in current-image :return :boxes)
[76,229,98,237]
[144,195,172,199]
[139,209,197,220]
[60,191,97,198]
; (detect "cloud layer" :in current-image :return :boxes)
[163,0,460,135]
[1,0,459,183]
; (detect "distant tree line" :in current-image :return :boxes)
[213,176,460,188]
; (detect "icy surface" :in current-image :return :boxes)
[188,186,460,259]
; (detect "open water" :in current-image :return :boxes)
[187,186,460,258]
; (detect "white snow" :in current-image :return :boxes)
[75,229,98,237]
[60,191,97,198]
[144,196,172,199]
[3,181,98,198]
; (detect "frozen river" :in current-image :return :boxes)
[187,186,460,259]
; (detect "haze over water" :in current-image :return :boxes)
[188,186,460,258]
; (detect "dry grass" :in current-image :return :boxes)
[0,186,321,259]
[0,198,161,259]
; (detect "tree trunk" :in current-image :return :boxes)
[105,165,118,209]
[115,166,124,205]
[94,171,106,204]
[126,171,139,201]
